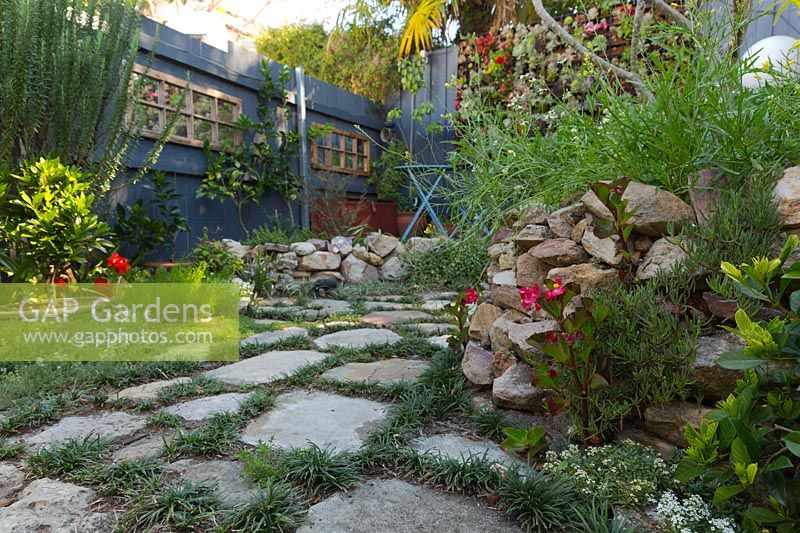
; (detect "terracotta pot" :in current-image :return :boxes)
[397,212,427,237]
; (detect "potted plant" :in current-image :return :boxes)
[397,188,426,237]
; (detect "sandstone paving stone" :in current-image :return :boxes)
[112,433,170,462]
[241,390,388,452]
[307,298,351,312]
[321,358,428,384]
[115,377,193,402]
[413,434,520,465]
[428,335,451,349]
[298,478,522,533]
[165,459,256,506]
[314,328,402,349]
[411,323,456,336]
[241,327,308,347]
[469,303,502,342]
[0,478,111,532]
[165,392,253,422]
[203,350,329,386]
[636,237,688,281]
[361,310,432,326]
[25,411,147,448]
[362,301,415,311]
[0,463,26,499]
[420,299,453,311]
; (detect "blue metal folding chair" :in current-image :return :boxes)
[396,164,452,241]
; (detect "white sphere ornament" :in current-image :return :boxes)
[741,35,800,88]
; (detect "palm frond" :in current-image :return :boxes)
[398,0,447,56]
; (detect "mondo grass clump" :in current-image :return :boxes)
[27,435,110,477]
[122,480,220,531]
[221,480,306,532]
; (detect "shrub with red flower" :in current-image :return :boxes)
[582,19,609,37]
[519,277,611,443]
[494,55,506,65]
[94,277,109,283]
[107,252,130,276]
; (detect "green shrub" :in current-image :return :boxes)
[281,443,360,498]
[591,280,702,435]
[0,157,112,282]
[246,213,317,246]
[675,237,800,531]
[448,10,800,234]
[405,237,488,289]
[543,441,674,509]
[190,233,243,280]
[497,470,576,532]
[0,0,147,188]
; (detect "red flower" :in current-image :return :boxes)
[548,368,558,378]
[94,277,109,284]
[575,331,585,341]
[613,185,623,195]
[494,55,506,65]
[455,99,461,110]
[519,285,542,312]
[544,276,566,301]
[544,331,560,344]
[53,278,67,284]
[107,252,130,275]
[464,287,479,305]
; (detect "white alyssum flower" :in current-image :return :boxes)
[656,491,735,533]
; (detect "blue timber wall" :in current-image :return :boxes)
[122,18,386,259]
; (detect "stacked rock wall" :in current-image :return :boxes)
[228,233,444,289]
[462,179,761,446]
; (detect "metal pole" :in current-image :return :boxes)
[295,66,311,230]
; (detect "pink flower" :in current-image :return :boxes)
[464,287,479,305]
[519,285,542,312]
[544,276,566,301]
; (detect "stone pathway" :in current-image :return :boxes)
[412,434,520,465]
[241,390,388,451]
[0,290,548,531]
[203,350,329,385]
[299,478,522,533]
[164,392,253,421]
[322,358,428,384]
[314,328,402,349]
[361,310,432,326]
[25,412,147,449]
[241,326,308,347]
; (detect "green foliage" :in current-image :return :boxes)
[77,456,164,496]
[676,237,800,531]
[590,177,635,278]
[449,10,800,234]
[522,278,611,443]
[369,139,409,201]
[221,481,305,532]
[0,438,26,460]
[198,64,299,236]
[190,233,243,279]
[405,237,489,289]
[592,280,701,434]
[27,436,110,477]
[282,443,360,498]
[0,157,112,282]
[165,412,241,458]
[500,426,548,462]
[122,480,220,531]
[442,288,477,351]
[497,470,577,532]
[0,0,148,189]
[147,411,182,429]
[246,213,318,246]
[255,23,328,77]
[115,171,188,263]
[543,441,674,508]
[256,13,400,104]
